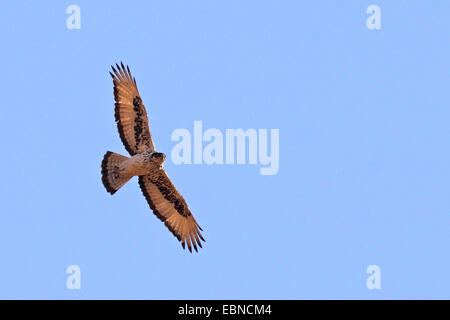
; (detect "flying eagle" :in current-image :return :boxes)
[101,63,205,252]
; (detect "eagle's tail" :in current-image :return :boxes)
[101,151,131,195]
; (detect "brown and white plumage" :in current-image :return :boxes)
[139,173,205,252]
[102,63,205,252]
[110,63,155,155]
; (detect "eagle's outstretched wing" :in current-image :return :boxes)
[110,63,155,155]
[138,171,205,252]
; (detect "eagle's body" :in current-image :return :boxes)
[121,150,164,177]
[101,63,205,252]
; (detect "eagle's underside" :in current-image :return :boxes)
[101,62,205,252]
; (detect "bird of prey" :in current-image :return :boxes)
[101,63,205,252]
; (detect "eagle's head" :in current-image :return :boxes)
[150,152,166,165]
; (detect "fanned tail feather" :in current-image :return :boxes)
[101,151,131,194]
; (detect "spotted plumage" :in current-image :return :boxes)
[101,63,205,252]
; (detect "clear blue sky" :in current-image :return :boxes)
[0,1,449,299]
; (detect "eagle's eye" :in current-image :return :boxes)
[151,152,166,160]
